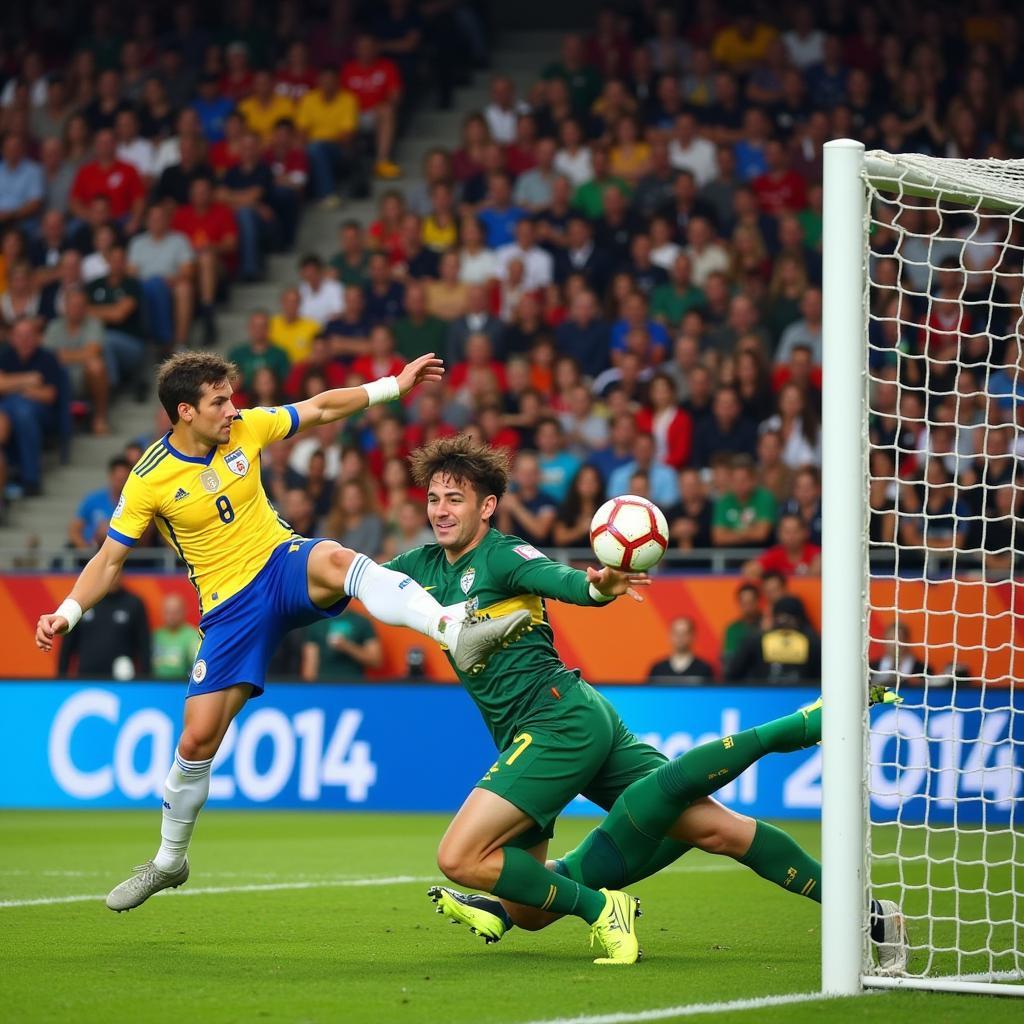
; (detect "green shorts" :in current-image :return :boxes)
[476,683,667,849]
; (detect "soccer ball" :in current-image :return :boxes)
[590,495,669,572]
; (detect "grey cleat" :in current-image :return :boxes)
[105,858,190,912]
[447,609,533,676]
[873,898,910,974]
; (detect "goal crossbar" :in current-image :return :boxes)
[863,151,1024,213]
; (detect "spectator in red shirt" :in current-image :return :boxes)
[208,113,245,178]
[351,324,406,384]
[745,513,821,580]
[283,335,347,401]
[171,176,238,345]
[69,128,145,233]
[367,413,408,480]
[275,41,317,103]
[751,139,808,216]
[264,118,308,248]
[219,42,254,103]
[404,388,457,449]
[635,372,693,468]
[771,342,823,398]
[341,34,403,180]
[448,333,508,393]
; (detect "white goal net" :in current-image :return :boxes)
[841,147,1024,995]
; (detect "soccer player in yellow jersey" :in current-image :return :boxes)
[34,351,532,912]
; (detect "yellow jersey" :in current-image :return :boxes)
[295,88,359,142]
[268,313,321,363]
[109,405,300,617]
[238,94,296,142]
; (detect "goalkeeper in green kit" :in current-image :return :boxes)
[387,435,907,968]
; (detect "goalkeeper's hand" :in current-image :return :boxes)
[587,565,651,603]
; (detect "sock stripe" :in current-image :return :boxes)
[345,553,370,598]
[175,754,213,774]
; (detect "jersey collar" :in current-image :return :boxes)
[162,431,217,466]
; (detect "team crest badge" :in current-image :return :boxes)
[224,447,250,477]
[460,567,476,594]
[200,469,221,493]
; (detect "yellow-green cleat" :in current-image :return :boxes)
[869,685,903,708]
[427,885,512,944]
[589,888,642,965]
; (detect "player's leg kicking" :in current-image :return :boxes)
[305,541,533,675]
[431,691,909,971]
[106,540,531,912]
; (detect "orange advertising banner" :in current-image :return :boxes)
[4,573,1020,684]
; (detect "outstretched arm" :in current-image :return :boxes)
[35,536,131,651]
[290,353,444,431]
[500,543,650,606]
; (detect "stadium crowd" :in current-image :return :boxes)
[2,1,1024,679]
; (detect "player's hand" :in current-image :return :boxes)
[35,614,69,652]
[587,565,651,603]
[397,353,445,396]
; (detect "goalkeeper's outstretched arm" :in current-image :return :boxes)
[35,535,130,652]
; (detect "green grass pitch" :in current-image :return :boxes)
[1,811,1020,1024]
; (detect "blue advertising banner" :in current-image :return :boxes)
[1,682,1020,823]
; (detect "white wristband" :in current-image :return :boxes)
[363,375,400,407]
[588,583,616,604]
[55,598,83,632]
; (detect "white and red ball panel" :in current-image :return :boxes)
[589,494,669,571]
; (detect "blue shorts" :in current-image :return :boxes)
[187,537,349,699]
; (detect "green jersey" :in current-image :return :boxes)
[306,613,377,681]
[386,528,610,749]
[151,624,201,680]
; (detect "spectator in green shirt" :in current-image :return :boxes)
[571,147,630,220]
[711,454,777,547]
[329,220,371,287]
[542,34,603,115]
[302,613,382,682]
[721,581,763,661]
[228,310,291,390]
[393,281,446,361]
[151,594,201,681]
[651,252,706,328]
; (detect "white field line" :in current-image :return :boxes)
[0,874,438,908]
[0,858,738,910]
[513,991,853,1024]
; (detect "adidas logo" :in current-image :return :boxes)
[174,488,189,501]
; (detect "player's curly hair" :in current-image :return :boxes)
[409,433,511,501]
[157,352,237,423]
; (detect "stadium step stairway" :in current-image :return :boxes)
[0,31,561,564]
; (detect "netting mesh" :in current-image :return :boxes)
[861,152,1024,986]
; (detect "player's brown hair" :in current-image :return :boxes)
[157,352,237,423]
[409,433,511,502]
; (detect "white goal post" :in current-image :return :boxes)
[821,140,1023,998]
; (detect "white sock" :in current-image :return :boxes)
[153,751,213,873]
[344,553,460,647]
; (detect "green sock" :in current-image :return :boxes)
[739,820,821,902]
[492,847,607,924]
[595,708,819,859]
[755,705,820,751]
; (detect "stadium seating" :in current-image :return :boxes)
[4,3,1020,679]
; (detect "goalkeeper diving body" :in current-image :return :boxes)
[388,435,908,969]
[34,353,532,912]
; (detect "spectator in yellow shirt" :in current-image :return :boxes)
[268,286,321,363]
[712,15,778,72]
[296,68,359,207]
[238,70,296,143]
